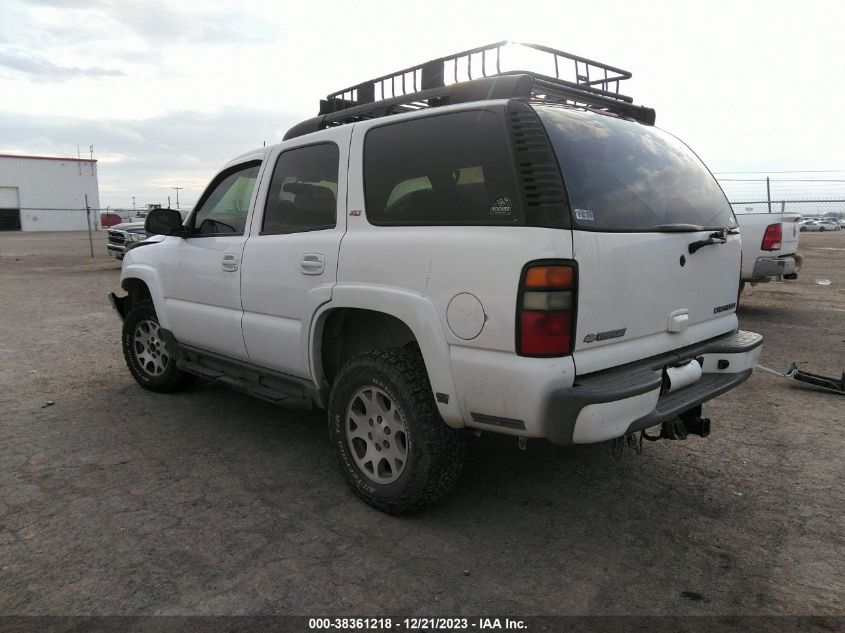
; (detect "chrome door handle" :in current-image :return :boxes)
[221,254,239,272]
[300,253,324,275]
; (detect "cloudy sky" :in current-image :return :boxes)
[1,0,843,210]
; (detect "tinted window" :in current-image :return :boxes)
[364,111,522,226]
[262,144,339,234]
[536,106,736,231]
[192,162,260,235]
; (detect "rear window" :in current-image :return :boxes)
[364,110,522,226]
[536,106,735,231]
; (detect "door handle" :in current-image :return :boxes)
[300,253,324,275]
[221,253,239,272]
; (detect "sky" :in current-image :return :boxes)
[1,0,844,211]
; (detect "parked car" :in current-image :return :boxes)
[106,221,148,259]
[736,213,801,284]
[800,220,822,232]
[817,218,841,231]
[100,212,124,228]
[108,42,762,513]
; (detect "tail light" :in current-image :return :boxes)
[761,223,782,251]
[517,262,577,356]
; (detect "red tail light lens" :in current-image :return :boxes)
[520,312,572,355]
[517,262,576,357]
[761,223,782,251]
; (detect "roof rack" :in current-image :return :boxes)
[284,42,655,140]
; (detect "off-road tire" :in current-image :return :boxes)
[122,301,195,393]
[328,347,465,514]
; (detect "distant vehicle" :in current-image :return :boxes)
[100,212,123,227]
[817,218,840,231]
[736,212,801,284]
[106,221,148,259]
[800,220,822,232]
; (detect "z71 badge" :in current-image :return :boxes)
[583,328,627,343]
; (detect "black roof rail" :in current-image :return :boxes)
[284,42,655,140]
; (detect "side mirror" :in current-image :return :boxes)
[145,208,186,236]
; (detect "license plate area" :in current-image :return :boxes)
[661,358,703,394]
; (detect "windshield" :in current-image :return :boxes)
[536,106,735,231]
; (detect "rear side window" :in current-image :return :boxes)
[536,106,736,231]
[262,143,339,234]
[364,110,522,226]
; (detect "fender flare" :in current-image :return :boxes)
[309,284,464,427]
[120,263,169,329]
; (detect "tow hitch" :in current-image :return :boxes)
[612,406,712,458]
[643,405,711,441]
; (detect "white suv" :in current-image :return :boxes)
[109,43,762,513]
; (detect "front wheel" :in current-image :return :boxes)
[328,348,465,514]
[122,301,195,392]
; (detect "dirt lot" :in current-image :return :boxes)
[0,230,843,617]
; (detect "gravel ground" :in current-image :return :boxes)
[0,230,843,617]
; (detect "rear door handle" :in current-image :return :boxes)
[221,253,239,272]
[300,253,324,275]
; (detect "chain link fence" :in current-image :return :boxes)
[730,199,845,219]
[718,175,845,220]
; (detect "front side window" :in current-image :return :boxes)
[536,106,736,231]
[191,162,260,235]
[364,110,522,226]
[262,143,339,234]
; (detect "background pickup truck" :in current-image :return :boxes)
[736,212,802,285]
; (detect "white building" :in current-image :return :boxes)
[0,153,100,231]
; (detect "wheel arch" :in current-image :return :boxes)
[310,287,463,427]
[120,264,169,328]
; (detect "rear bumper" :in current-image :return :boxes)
[542,330,763,445]
[745,255,797,281]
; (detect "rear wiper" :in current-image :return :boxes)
[651,223,708,232]
[688,228,727,254]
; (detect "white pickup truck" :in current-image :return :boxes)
[735,212,802,285]
[108,43,763,513]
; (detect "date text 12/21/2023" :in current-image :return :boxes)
[307,617,527,630]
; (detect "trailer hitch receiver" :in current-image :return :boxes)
[643,405,711,441]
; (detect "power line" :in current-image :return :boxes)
[717,178,845,183]
[713,169,845,174]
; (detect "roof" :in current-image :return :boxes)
[0,153,97,164]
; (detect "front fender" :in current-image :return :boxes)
[119,262,169,329]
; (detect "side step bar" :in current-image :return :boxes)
[159,329,325,410]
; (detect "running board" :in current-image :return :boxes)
[786,362,845,395]
[756,361,845,396]
[163,335,324,410]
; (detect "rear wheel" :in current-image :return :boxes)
[328,347,465,514]
[122,301,195,392]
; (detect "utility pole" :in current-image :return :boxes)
[766,177,772,214]
[132,196,136,211]
[85,194,94,258]
[168,195,171,208]
[172,187,183,210]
